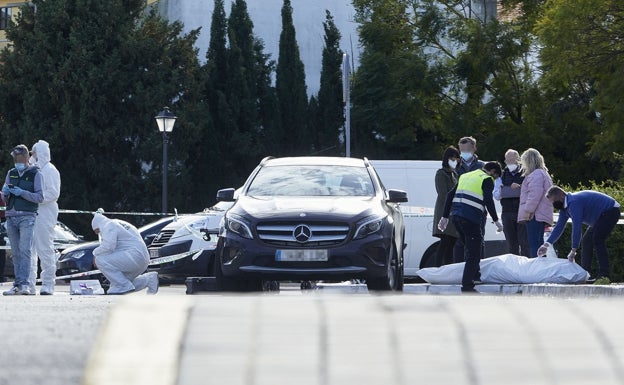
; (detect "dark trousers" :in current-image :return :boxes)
[453,214,485,263]
[525,219,546,258]
[435,234,457,267]
[0,250,5,279]
[581,207,620,278]
[502,211,529,256]
[452,216,483,291]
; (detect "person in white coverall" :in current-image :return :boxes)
[28,140,61,295]
[91,212,159,295]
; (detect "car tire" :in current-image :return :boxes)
[366,240,402,292]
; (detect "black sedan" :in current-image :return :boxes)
[214,156,408,292]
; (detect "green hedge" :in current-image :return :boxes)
[554,181,624,282]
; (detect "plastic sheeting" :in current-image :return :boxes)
[416,254,590,284]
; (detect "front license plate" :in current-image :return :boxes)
[275,249,328,262]
[149,249,160,259]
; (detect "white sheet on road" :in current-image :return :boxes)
[416,254,590,284]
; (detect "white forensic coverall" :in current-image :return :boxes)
[28,140,61,294]
[91,213,157,294]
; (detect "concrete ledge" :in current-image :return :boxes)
[521,283,624,296]
[406,283,624,296]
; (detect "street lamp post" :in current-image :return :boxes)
[155,107,177,214]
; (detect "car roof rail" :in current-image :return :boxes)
[260,156,275,165]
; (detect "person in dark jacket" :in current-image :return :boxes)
[453,136,486,262]
[539,186,620,285]
[1,145,44,295]
[493,149,529,256]
[432,146,460,266]
[456,136,485,176]
[438,162,504,293]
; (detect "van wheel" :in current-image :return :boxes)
[420,243,440,268]
[367,241,402,292]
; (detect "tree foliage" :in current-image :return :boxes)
[275,0,309,156]
[350,0,617,185]
[0,0,202,232]
[313,10,344,156]
[3,0,624,236]
[536,0,624,173]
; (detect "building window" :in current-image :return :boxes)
[0,7,11,30]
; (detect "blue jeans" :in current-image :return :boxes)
[525,218,546,258]
[6,215,36,286]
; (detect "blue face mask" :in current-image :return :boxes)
[460,152,473,161]
[14,163,26,172]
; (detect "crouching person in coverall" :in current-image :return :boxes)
[91,212,159,295]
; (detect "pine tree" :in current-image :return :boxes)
[275,0,309,156]
[227,0,263,175]
[315,10,344,156]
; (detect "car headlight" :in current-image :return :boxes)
[354,216,385,239]
[224,215,253,239]
[59,250,86,261]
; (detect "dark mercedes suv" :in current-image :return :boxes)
[214,156,408,291]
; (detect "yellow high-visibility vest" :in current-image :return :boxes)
[453,169,492,212]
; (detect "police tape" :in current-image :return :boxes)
[0,207,197,217]
[58,209,173,216]
[45,249,203,282]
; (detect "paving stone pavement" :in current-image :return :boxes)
[82,283,624,385]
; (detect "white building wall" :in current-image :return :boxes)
[159,0,361,96]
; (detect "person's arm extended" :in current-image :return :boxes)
[482,178,499,222]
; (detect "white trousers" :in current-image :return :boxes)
[95,249,150,294]
[29,202,58,292]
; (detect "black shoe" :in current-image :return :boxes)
[461,287,478,293]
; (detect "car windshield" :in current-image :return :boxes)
[247,165,375,197]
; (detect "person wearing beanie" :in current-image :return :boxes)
[27,140,61,295]
[91,212,159,295]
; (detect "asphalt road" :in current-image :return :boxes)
[3,282,624,385]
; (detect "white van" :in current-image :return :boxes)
[370,160,507,278]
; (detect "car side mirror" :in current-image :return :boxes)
[387,189,408,203]
[216,188,236,202]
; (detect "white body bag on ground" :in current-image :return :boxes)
[416,254,589,284]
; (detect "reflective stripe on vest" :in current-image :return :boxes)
[453,169,492,212]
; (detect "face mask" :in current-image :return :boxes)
[507,164,518,172]
[460,152,473,161]
[553,200,564,210]
[448,159,458,169]
[14,163,26,172]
